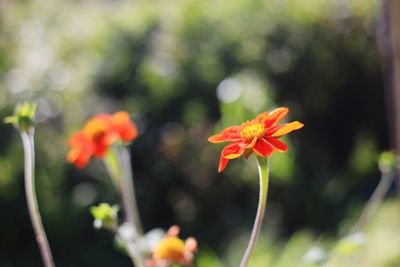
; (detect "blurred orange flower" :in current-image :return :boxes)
[208,107,303,172]
[146,225,197,267]
[67,111,138,168]
[66,131,93,169]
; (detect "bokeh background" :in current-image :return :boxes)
[0,0,399,266]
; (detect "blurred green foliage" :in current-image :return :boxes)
[222,199,400,267]
[0,0,396,266]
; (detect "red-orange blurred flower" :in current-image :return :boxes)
[67,131,93,169]
[146,225,197,267]
[67,111,138,168]
[208,107,303,172]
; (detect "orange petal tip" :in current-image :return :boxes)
[271,121,304,137]
[224,153,242,159]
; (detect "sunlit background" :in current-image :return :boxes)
[0,0,399,266]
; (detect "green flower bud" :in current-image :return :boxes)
[90,203,119,230]
[378,151,396,175]
[4,102,37,132]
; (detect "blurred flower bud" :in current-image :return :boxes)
[90,203,119,231]
[378,151,396,175]
[146,225,197,267]
[4,102,37,132]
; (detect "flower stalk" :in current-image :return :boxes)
[90,202,145,267]
[103,145,145,267]
[351,172,393,233]
[103,145,143,237]
[67,111,144,266]
[208,108,302,266]
[116,145,144,236]
[239,156,269,267]
[21,129,55,267]
[351,152,395,233]
[123,237,146,267]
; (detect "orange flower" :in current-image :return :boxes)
[111,111,138,142]
[67,111,138,168]
[146,225,197,267]
[208,107,303,172]
[67,131,93,168]
[83,114,116,157]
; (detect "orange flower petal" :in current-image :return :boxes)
[92,142,109,157]
[271,121,304,137]
[222,142,245,159]
[218,155,230,173]
[265,137,287,152]
[208,126,241,143]
[67,149,91,168]
[252,138,273,157]
[257,107,288,128]
[245,137,258,148]
[167,225,180,237]
[184,237,197,253]
[84,114,120,157]
[67,131,93,168]
[68,131,86,146]
[83,114,112,138]
[111,111,138,142]
[217,142,245,172]
[112,111,130,123]
[67,149,79,163]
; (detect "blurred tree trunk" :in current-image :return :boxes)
[377,0,400,194]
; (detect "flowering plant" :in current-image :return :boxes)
[66,111,198,267]
[209,107,303,267]
[4,103,55,267]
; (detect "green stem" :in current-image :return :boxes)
[110,227,146,267]
[352,171,394,233]
[103,146,141,237]
[115,146,144,236]
[239,156,269,267]
[106,225,145,267]
[124,239,146,267]
[103,145,145,266]
[103,148,121,190]
[21,130,55,267]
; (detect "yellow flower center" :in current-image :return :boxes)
[153,237,185,261]
[240,123,265,140]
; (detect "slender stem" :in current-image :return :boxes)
[109,227,146,267]
[387,0,400,195]
[352,172,394,233]
[116,146,144,236]
[124,239,146,267]
[239,157,269,267]
[103,147,138,236]
[103,145,145,266]
[103,148,122,190]
[21,129,55,267]
[104,225,145,267]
